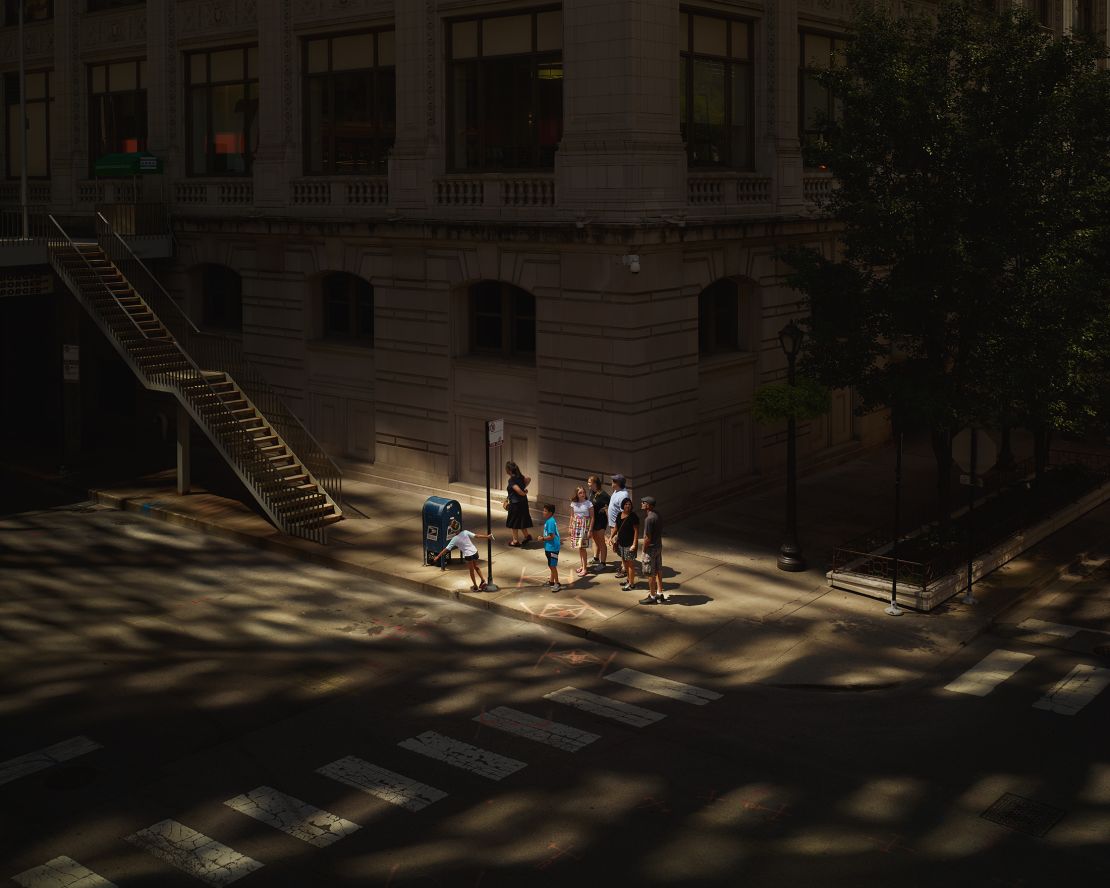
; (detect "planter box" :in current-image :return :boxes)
[827,477,1110,611]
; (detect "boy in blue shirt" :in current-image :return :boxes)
[538,503,562,592]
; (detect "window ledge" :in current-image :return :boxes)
[308,339,374,355]
[454,354,536,375]
[698,351,757,372]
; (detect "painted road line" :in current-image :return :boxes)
[1017,618,1108,639]
[12,856,117,888]
[125,819,263,887]
[943,649,1036,697]
[224,786,360,848]
[1033,664,1110,716]
[0,736,102,787]
[544,687,666,728]
[603,668,722,705]
[475,706,600,752]
[317,756,447,812]
[398,730,527,781]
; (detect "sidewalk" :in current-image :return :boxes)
[85,434,1110,690]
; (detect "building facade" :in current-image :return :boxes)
[2,0,1107,513]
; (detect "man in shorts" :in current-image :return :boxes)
[432,527,495,591]
[639,496,666,604]
[607,474,631,577]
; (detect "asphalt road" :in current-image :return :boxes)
[2,491,1108,887]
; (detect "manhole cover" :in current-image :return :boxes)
[43,764,99,791]
[981,793,1065,837]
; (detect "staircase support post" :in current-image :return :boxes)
[176,401,191,495]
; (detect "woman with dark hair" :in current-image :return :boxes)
[587,475,610,570]
[504,460,533,546]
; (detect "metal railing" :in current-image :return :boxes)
[95,202,171,238]
[93,212,343,511]
[0,206,52,244]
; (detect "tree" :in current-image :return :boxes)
[786,1,1110,517]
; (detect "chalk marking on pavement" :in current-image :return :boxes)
[224,785,360,847]
[943,649,1036,697]
[398,730,527,781]
[1032,664,1110,716]
[603,668,722,705]
[316,756,447,812]
[125,819,263,887]
[474,706,600,752]
[544,687,666,728]
[12,856,117,888]
[1017,618,1108,639]
[0,736,102,787]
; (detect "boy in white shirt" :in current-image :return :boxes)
[432,528,496,591]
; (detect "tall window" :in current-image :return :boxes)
[447,8,563,171]
[1035,0,1052,28]
[469,281,535,360]
[1076,0,1094,32]
[199,265,242,332]
[89,60,147,167]
[187,47,258,176]
[5,71,52,178]
[679,9,753,169]
[321,273,374,344]
[698,279,750,357]
[304,30,395,175]
[4,1,51,25]
[799,31,847,163]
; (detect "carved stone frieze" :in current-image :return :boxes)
[178,0,259,39]
[0,22,54,63]
[292,0,391,25]
[81,7,147,51]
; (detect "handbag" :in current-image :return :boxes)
[502,498,511,510]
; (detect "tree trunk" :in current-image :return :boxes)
[930,426,954,528]
[1033,425,1053,483]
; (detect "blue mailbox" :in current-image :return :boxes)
[423,496,463,567]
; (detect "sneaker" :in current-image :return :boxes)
[656,593,667,604]
[639,595,658,605]
[621,583,634,592]
[589,556,601,565]
[615,569,626,578]
[552,584,562,593]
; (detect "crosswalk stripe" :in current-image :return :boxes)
[944,649,1036,697]
[398,730,527,781]
[474,706,600,752]
[0,737,102,787]
[125,819,262,887]
[1033,664,1110,716]
[1017,618,1107,639]
[316,756,447,812]
[12,856,117,888]
[603,668,722,705]
[224,786,360,847]
[544,687,666,728]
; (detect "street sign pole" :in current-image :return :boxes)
[964,429,978,605]
[485,419,504,592]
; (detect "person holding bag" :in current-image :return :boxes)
[609,498,640,591]
[504,460,534,546]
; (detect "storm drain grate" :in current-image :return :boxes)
[981,793,1065,837]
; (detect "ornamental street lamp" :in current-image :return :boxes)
[777,321,806,572]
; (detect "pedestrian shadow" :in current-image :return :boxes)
[661,592,712,606]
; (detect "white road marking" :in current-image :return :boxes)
[224,785,360,847]
[12,856,117,888]
[316,756,447,812]
[943,649,1036,697]
[544,686,666,728]
[474,706,600,752]
[398,730,527,781]
[125,819,263,887]
[1017,618,1107,638]
[0,736,102,787]
[1033,664,1110,716]
[603,668,722,705]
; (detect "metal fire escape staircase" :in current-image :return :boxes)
[48,213,343,543]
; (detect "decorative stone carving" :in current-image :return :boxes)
[179,0,259,38]
[292,0,390,24]
[0,22,54,62]
[81,8,146,50]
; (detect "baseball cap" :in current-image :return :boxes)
[611,473,626,484]
[640,496,656,506]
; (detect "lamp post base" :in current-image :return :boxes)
[777,546,807,572]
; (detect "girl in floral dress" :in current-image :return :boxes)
[569,486,594,577]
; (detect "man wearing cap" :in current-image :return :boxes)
[639,496,666,604]
[607,474,631,577]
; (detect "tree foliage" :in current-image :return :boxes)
[752,377,831,424]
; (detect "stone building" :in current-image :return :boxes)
[1,0,1105,520]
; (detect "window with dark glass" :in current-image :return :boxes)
[679,9,753,169]
[1076,0,1094,33]
[5,70,52,178]
[469,281,535,359]
[321,273,374,344]
[4,1,51,25]
[200,265,243,332]
[698,279,746,357]
[304,30,395,175]
[87,0,143,11]
[447,8,563,171]
[1036,0,1051,28]
[89,59,146,169]
[799,31,847,163]
[187,47,258,176]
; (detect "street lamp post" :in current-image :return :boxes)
[777,321,806,572]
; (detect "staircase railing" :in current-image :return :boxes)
[1,206,53,244]
[48,216,335,544]
[93,212,343,508]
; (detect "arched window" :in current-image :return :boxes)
[321,272,374,344]
[199,264,242,331]
[698,278,751,357]
[469,280,535,360]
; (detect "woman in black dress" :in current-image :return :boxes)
[505,460,533,546]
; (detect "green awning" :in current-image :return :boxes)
[93,152,163,176]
